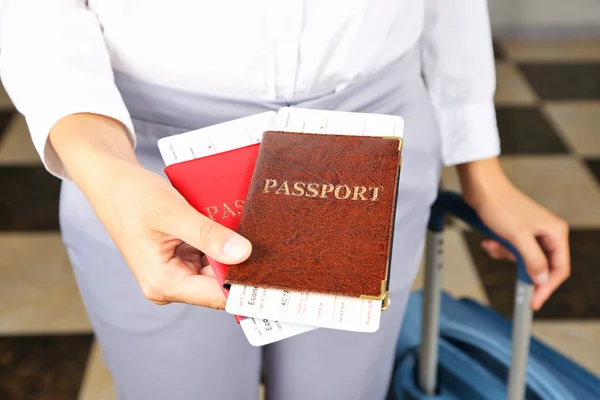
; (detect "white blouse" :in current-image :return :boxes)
[0,0,500,178]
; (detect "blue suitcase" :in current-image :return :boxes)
[388,191,600,400]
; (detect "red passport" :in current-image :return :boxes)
[163,143,260,323]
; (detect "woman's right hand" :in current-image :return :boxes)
[49,113,252,309]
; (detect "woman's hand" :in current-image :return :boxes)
[457,157,571,311]
[49,113,252,309]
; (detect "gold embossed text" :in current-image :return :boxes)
[262,179,382,201]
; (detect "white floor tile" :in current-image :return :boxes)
[0,233,92,334]
[79,341,117,400]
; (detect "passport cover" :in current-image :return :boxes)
[224,131,402,309]
[164,143,261,323]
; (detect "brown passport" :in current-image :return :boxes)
[223,131,402,309]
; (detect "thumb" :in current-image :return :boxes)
[159,202,252,264]
[510,230,549,287]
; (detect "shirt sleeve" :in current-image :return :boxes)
[0,0,135,179]
[421,0,500,166]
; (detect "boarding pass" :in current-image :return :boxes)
[225,107,403,332]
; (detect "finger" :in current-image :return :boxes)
[200,264,217,278]
[150,299,172,306]
[167,274,227,309]
[531,226,571,310]
[531,284,553,311]
[508,228,550,287]
[531,274,563,311]
[140,254,223,307]
[531,266,568,311]
[157,202,251,265]
[199,255,217,277]
[481,240,516,261]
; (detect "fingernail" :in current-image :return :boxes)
[222,235,250,259]
[534,271,549,286]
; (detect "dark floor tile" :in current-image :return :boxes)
[495,106,570,154]
[0,111,15,143]
[0,334,93,400]
[0,167,60,231]
[463,229,600,320]
[493,40,506,61]
[518,63,600,100]
[584,159,600,185]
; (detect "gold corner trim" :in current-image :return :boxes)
[360,280,389,311]
[382,136,403,151]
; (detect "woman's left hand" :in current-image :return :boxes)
[457,157,571,311]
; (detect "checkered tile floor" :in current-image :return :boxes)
[1,38,600,399]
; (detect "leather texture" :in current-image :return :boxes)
[164,143,260,322]
[225,131,402,298]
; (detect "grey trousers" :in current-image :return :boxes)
[59,45,442,400]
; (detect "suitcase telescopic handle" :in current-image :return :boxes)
[428,191,532,285]
[419,191,534,400]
